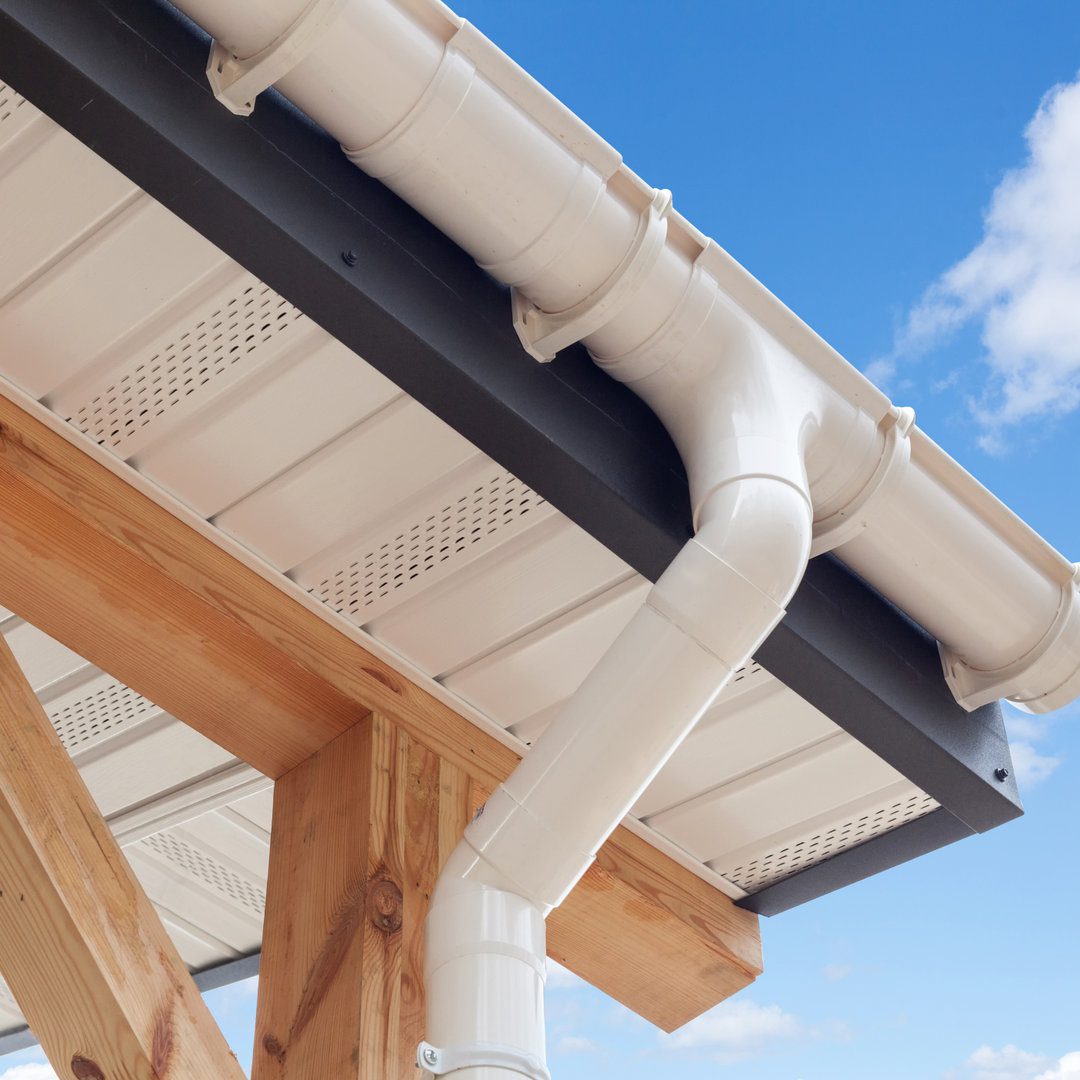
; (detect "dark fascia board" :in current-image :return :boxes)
[0,0,1021,924]
[741,808,975,917]
[761,556,1023,836]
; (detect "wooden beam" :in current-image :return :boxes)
[0,393,761,1028]
[467,786,762,1032]
[254,715,469,1079]
[0,633,246,1080]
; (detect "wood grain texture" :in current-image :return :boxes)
[253,715,468,1079]
[0,634,246,1080]
[0,393,760,1027]
[552,829,762,1031]
[472,783,763,1032]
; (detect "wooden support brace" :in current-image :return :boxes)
[0,634,245,1080]
[254,714,470,1079]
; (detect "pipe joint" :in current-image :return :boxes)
[811,405,916,557]
[513,187,674,362]
[647,533,787,668]
[345,44,476,181]
[423,848,548,1079]
[942,566,1080,714]
[461,786,594,915]
[206,0,347,116]
[482,162,605,287]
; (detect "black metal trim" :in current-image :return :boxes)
[759,556,1023,836]
[0,951,260,1057]
[0,0,1022,917]
[740,808,976,916]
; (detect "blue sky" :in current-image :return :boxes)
[4,3,1080,1078]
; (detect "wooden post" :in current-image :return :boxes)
[0,635,246,1080]
[253,714,470,1079]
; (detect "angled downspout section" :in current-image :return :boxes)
[419,308,816,1076]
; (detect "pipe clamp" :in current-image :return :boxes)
[206,0,348,116]
[943,567,1080,713]
[810,405,915,557]
[417,1040,550,1079]
[513,188,674,361]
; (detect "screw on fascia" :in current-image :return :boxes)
[341,248,358,266]
[422,1045,439,1066]
[994,767,1010,782]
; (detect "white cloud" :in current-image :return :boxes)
[1038,1052,1080,1079]
[553,1035,597,1054]
[864,357,897,388]
[959,1045,1080,1080]
[0,1066,59,1080]
[880,71,1080,449]
[1008,739,1061,787]
[1002,705,1065,790]
[661,998,803,1059]
[822,963,853,982]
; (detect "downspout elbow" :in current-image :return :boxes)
[421,470,812,1079]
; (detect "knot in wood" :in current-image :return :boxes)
[71,1055,106,1080]
[367,878,403,934]
[263,1034,287,1063]
[361,666,402,695]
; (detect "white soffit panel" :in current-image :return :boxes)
[295,453,565,630]
[367,514,632,677]
[646,733,914,863]
[52,272,308,461]
[213,396,478,570]
[442,577,651,726]
[44,671,163,756]
[136,333,402,517]
[0,197,228,401]
[713,785,939,893]
[0,123,137,305]
[0,81,34,149]
[0,86,947,1002]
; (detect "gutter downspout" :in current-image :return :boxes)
[420,352,814,1078]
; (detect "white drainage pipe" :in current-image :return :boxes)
[172,0,1080,1073]
[421,464,813,1079]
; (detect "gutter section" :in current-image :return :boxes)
[173,0,1080,715]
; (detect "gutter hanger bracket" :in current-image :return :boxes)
[417,1040,551,1080]
[206,0,348,116]
[942,561,1080,714]
[513,188,674,362]
[810,405,916,557]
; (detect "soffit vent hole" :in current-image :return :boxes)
[311,468,547,622]
[0,83,28,127]
[47,679,159,753]
[140,830,265,916]
[66,283,303,454]
[722,791,939,893]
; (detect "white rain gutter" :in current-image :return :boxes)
[170,0,1080,1075]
